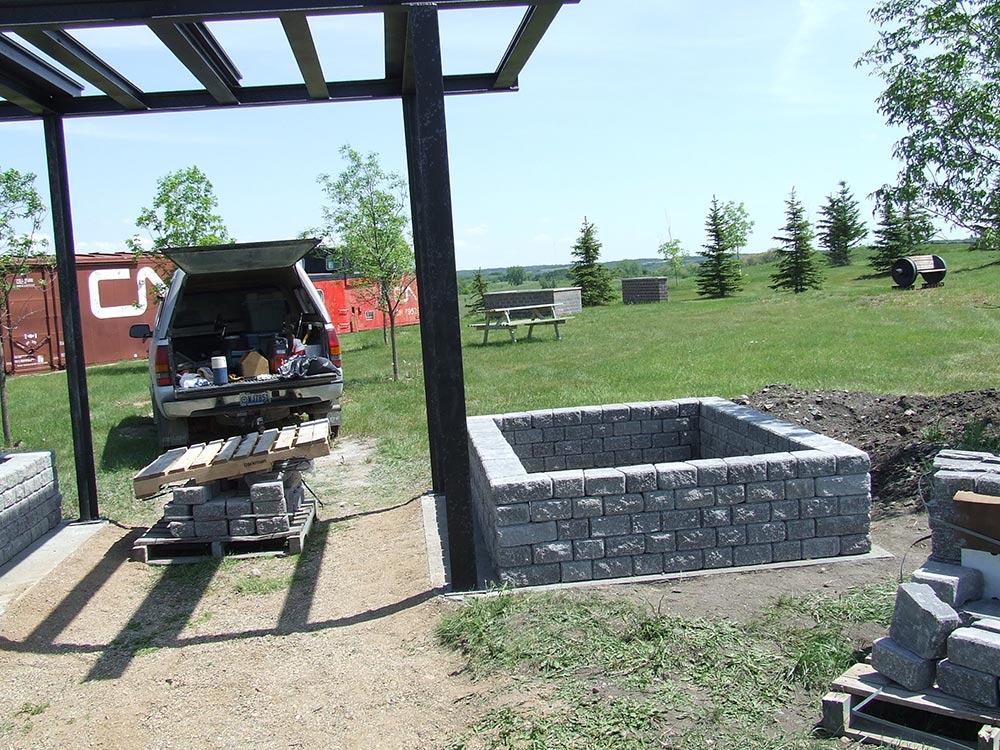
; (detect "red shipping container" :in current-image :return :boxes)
[3,253,173,374]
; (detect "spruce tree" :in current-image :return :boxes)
[870,200,908,273]
[568,217,615,307]
[696,196,744,298]
[770,189,823,293]
[817,180,867,266]
[467,268,488,315]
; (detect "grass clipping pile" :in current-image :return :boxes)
[746,384,1000,516]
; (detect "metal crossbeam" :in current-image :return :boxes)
[279,13,328,99]
[0,1,575,28]
[148,21,241,104]
[16,29,146,110]
[0,35,82,114]
[494,3,561,89]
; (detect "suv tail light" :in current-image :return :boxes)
[326,326,342,369]
[153,343,171,387]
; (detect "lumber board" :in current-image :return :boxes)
[274,426,296,452]
[133,423,329,497]
[833,662,1000,725]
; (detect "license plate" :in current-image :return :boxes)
[240,392,272,407]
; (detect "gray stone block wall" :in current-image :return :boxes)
[929,450,1000,562]
[469,398,872,587]
[621,277,668,305]
[482,287,582,316]
[0,451,61,568]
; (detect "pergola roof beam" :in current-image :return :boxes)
[0,1,575,29]
[279,13,327,100]
[383,10,412,93]
[0,72,501,120]
[148,21,241,105]
[15,29,146,110]
[493,3,560,89]
[0,35,82,114]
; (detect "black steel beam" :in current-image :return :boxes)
[16,29,147,110]
[0,73,506,119]
[0,1,576,28]
[0,35,82,114]
[148,21,241,104]
[383,10,408,90]
[42,114,100,523]
[279,13,328,99]
[493,3,560,89]
[401,5,476,590]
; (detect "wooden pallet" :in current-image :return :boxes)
[131,499,316,564]
[133,420,330,498]
[824,662,1000,750]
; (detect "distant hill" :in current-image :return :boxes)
[457,258,670,277]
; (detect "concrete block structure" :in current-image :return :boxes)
[468,397,872,587]
[929,450,1000,562]
[911,560,984,608]
[936,658,999,707]
[621,277,668,305]
[0,451,61,568]
[482,287,582,316]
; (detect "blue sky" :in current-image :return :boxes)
[4,1,914,270]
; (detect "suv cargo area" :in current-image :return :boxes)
[133,239,343,449]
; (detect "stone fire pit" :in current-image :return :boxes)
[467,397,872,587]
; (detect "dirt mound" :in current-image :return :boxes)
[744,385,1000,517]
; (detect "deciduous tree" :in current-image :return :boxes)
[504,266,526,286]
[696,197,744,298]
[0,167,49,446]
[568,217,615,307]
[719,201,754,259]
[859,0,1000,246]
[817,181,867,266]
[128,165,232,252]
[657,237,686,281]
[319,145,413,380]
[770,189,823,293]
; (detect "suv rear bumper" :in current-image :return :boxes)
[159,379,342,422]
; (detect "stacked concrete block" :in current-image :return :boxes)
[621,277,668,305]
[469,398,873,587]
[871,562,1000,707]
[0,451,61,568]
[482,287,582,316]
[929,449,1000,562]
[161,469,304,539]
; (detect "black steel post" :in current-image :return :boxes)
[42,114,99,522]
[401,4,476,591]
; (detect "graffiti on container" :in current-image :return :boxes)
[88,267,165,320]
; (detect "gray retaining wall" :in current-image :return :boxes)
[468,397,872,587]
[0,451,61,568]
[483,287,582,316]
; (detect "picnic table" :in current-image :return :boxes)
[470,303,571,344]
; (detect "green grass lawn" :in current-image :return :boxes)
[8,242,1000,522]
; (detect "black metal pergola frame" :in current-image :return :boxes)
[0,0,577,590]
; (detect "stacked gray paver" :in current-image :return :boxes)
[621,277,668,305]
[928,449,1000,563]
[162,469,304,539]
[0,451,61,568]
[872,558,1000,707]
[468,397,872,587]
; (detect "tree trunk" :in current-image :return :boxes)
[388,306,399,382]
[0,338,10,447]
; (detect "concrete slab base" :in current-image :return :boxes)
[0,519,107,618]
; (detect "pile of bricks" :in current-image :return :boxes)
[873,562,1000,706]
[161,468,305,539]
[0,451,61,568]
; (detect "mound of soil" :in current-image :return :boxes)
[744,385,1000,517]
